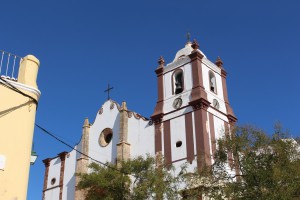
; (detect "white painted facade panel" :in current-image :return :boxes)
[44,187,60,200]
[163,90,192,116]
[163,62,193,101]
[163,71,172,100]
[207,108,228,123]
[207,112,213,157]
[183,62,193,91]
[173,159,197,176]
[202,62,227,114]
[170,115,187,161]
[62,149,77,200]
[191,112,197,157]
[47,157,61,188]
[127,118,155,158]
[213,115,226,140]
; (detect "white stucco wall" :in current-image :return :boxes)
[127,117,155,158]
[213,115,226,140]
[44,157,61,200]
[62,149,77,200]
[89,101,120,164]
[163,60,193,115]
[47,157,61,189]
[44,187,60,200]
[202,59,227,114]
[170,115,187,162]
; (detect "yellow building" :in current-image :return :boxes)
[0,51,41,200]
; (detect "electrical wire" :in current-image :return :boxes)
[0,76,38,106]
[35,123,133,176]
[0,76,132,176]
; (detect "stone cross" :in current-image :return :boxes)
[104,84,113,100]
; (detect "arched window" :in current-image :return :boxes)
[173,69,184,94]
[209,71,217,93]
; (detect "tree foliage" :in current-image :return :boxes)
[78,125,300,200]
[77,155,181,200]
[186,125,300,200]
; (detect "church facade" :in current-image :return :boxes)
[42,40,237,200]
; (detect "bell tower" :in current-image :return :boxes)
[151,39,237,169]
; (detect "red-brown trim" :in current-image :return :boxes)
[188,41,208,106]
[159,101,227,123]
[185,112,194,163]
[163,120,172,166]
[42,158,51,200]
[58,152,68,200]
[209,113,216,157]
[194,109,211,170]
[151,57,165,122]
[217,58,237,124]
[154,123,162,154]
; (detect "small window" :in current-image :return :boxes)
[209,71,217,93]
[176,141,182,148]
[99,128,113,147]
[173,69,184,94]
[51,178,56,185]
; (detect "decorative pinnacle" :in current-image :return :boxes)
[191,39,199,50]
[158,56,165,66]
[83,117,90,127]
[215,56,223,67]
[121,101,128,111]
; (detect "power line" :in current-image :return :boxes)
[35,123,132,176]
[0,76,132,176]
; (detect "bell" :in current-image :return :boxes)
[175,82,183,94]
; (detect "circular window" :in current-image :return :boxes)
[176,141,182,148]
[51,178,56,185]
[99,128,113,147]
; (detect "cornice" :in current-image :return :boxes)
[98,99,149,121]
[1,78,41,100]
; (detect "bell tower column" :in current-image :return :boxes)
[117,101,130,167]
[151,57,165,155]
[188,40,210,108]
[188,40,211,169]
[151,56,165,123]
[215,57,237,124]
[75,118,90,200]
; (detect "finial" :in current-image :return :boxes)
[215,56,223,68]
[191,39,199,50]
[186,32,191,43]
[121,101,128,111]
[158,56,165,66]
[83,117,90,127]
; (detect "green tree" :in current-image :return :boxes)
[77,155,181,200]
[186,125,300,200]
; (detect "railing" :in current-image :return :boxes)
[0,50,23,81]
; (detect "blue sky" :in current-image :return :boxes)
[1,0,300,199]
